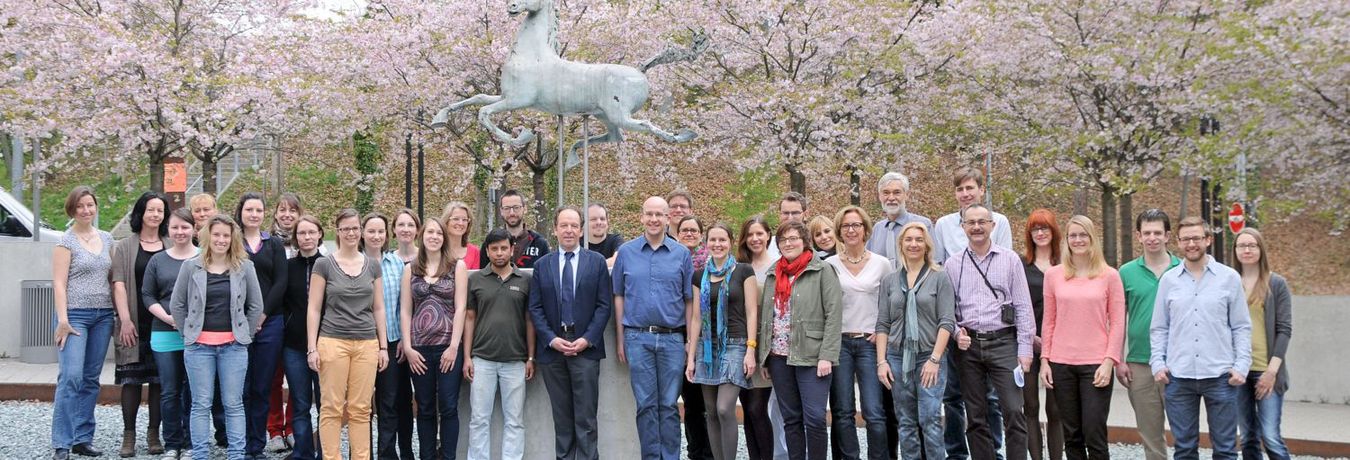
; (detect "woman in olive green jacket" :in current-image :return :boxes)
[756,220,842,460]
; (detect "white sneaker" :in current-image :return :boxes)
[160,449,182,460]
[284,434,294,449]
[266,436,290,452]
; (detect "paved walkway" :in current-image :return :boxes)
[4,359,1348,457]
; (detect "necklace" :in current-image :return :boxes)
[77,231,98,244]
[843,250,867,264]
[140,236,162,245]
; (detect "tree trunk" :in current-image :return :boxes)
[202,158,218,195]
[848,166,862,206]
[786,163,806,195]
[1118,192,1133,266]
[404,135,413,209]
[531,137,552,234]
[149,155,166,194]
[1100,186,1118,267]
[1073,188,1089,216]
[1178,172,1191,220]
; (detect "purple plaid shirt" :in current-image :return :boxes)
[944,244,1035,357]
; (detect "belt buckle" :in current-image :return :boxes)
[560,324,576,334]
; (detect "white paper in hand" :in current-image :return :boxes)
[1013,365,1025,388]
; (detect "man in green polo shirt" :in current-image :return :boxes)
[463,229,535,460]
[1116,209,1181,460]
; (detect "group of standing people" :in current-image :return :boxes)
[48,163,1292,460]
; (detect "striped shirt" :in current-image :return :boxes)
[943,244,1035,357]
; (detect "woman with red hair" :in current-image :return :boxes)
[1022,209,1065,460]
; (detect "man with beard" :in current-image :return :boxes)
[766,192,809,260]
[489,189,550,269]
[945,203,1035,460]
[867,171,933,267]
[1150,216,1250,460]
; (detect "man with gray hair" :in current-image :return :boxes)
[867,171,933,266]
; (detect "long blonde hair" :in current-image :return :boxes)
[1231,228,1271,306]
[1061,215,1108,279]
[199,215,249,272]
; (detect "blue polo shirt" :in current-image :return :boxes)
[612,235,694,328]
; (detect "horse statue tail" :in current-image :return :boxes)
[639,28,710,73]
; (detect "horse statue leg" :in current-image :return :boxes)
[430,94,503,128]
[564,119,623,170]
[609,112,698,144]
[477,99,538,146]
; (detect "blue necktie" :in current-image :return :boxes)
[561,251,575,327]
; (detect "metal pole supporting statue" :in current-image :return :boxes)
[431,0,705,164]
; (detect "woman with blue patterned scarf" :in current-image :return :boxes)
[684,223,760,460]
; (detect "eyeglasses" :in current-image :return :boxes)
[963,219,992,227]
[1178,236,1207,245]
[501,205,524,212]
[670,203,690,210]
[447,217,470,223]
[296,230,321,237]
[780,236,804,244]
[1066,233,1091,241]
[1235,243,1260,250]
[678,228,701,235]
[338,227,361,234]
[1030,226,1051,234]
[840,223,865,230]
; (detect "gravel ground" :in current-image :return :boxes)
[1,401,1341,459]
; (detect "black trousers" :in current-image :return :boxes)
[375,341,414,460]
[956,333,1028,460]
[1048,363,1112,460]
[540,356,601,460]
[683,379,714,460]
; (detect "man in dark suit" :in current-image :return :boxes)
[528,206,613,460]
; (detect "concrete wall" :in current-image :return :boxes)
[0,241,57,358]
[1283,296,1350,405]
[453,322,641,460]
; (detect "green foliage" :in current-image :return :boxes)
[353,131,381,214]
[714,167,779,227]
[39,165,146,232]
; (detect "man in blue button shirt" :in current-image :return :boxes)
[1150,216,1252,460]
[613,196,695,460]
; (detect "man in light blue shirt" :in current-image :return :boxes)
[1150,217,1251,460]
[613,196,695,460]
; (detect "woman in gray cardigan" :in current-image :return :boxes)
[110,191,168,457]
[169,214,264,460]
[1231,228,1293,460]
[875,222,955,460]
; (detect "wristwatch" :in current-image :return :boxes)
[928,355,941,364]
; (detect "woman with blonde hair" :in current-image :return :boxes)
[807,215,837,260]
[441,201,482,269]
[1038,215,1125,460]
[169,214,265,460]
[824,206,892,459]
[876,222,954,460]
[1231,228,1293,460]
[307,209,390,460]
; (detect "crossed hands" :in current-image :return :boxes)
[551,337,590,357]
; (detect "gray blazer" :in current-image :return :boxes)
[876,265,956,355]
[1263,273,1293,394]
[168,257,265,345]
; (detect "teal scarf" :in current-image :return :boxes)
[900,264,931,382]
[699,256,736,369]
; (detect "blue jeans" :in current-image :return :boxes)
[942,343,1003,460]
[244,316,284,456]
[51,308,115,449]
[889,350,946,460]
[154,349,193,451]
[766,355,831,460]
[1237,371,1290,460]
[829,336,887,460]
[623,329,686,460]
[283,347,321,460]
[409,345,464,460]
[185,342,249,460]
[1164,375,1240,460]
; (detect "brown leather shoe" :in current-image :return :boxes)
[119,430,135,458]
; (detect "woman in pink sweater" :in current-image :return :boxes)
[1038,215,1125,460]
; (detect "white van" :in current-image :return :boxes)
[0,186,64,242]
